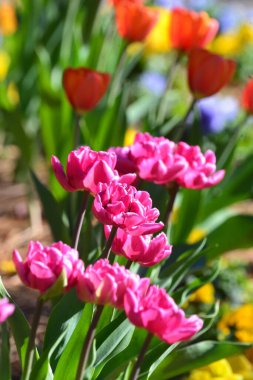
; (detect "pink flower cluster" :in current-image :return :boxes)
[105,226,172,267]
[125,285,203,344]
[13,241,202,345]
[77,259,150,308]
[13,241,84,293]
[92,181,163,235]
[110,132,225,190]
[52,144,169,266]
[76,259,203,344]
[0,298,15,323]
[51,146,135,195]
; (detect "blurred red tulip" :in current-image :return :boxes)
[63,68,110,113]
[188,48,236,99]
[170,7,219,51]
[115,2,158,42]
[242,79,253,114]
[110,0,143,6]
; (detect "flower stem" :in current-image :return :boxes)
[74,113,82,148]
[75,305,104,380]
[125,259,132,270]
[23,297,44,380]
[164,183,179,231]
[129,333,153,380]
[73,191,89,251]
[173,98,197,142]
[217,113,248,169]
[101,225,118,259]
[157,52,181,125]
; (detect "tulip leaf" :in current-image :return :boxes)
[41,269,68,301]
[95,329,158,380]
[147,341,253,379]
[172,188,202,244]
[30,331,67,380]
[54,303,93,380]
[0,323,11,380]
[199,153,253,221]
[0,277,34,369]
[43,289,84,371]
[30,170,70,243]
[95,319,135,366]
[206,214,253,259]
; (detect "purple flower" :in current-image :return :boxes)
[197,95,239,134]
[139,71,167,96]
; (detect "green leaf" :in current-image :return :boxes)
[41,269,68,301]
[43,289,84,371]
[0,324,11,380]
[54,303,93,380]
[158,240,208,291]
[30,331,67,380]
[95,329,146,380]
[30,170,70,242]
[148,341,253,379]
[206,215,253,259]
[172,188,202,244]
[95,319,134,366]
[199,153,253,221]
[0,278,32,369]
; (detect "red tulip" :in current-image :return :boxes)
[110,0,143,6]
[63,68,110,113]
[242,79,253,114]
[188,48,236,99]
[115,2,158,42]
[170,7,219,51]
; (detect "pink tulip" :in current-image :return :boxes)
[108,147,137,176]
[92,181,164,235]
[105,226,172,266]
[13,241,84,293]
[175,142,225,189]
[124,285,203,344]
[0,298,15,323]
[129,132,187,184]
[76,259,150,308]
[52,146,136,195]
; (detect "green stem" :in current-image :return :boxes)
[108,46,127,105]
[157,52,181,125]
[73,191,89,251]
[217,113,248,169]
[129,333,153,380]
[23,297,43,380]
[75,305,104,380]
[125,259,132,270]
[74,113,82,149]
[101,226,118,259]
[164,183,179,231]
[173,98,197,142]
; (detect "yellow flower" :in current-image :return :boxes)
[228,355,253,380]
[0,49,10,81]
[189,283,215,304]
[144,8,171,54]
[0,1,17,35]
[124,127,137,146]
[0,260,16,274]
[218,304,253,343]
[187,359,242,380]
[238,23,253,45]
[126,42,143,57]
[187,227,206,244]
[7,82,20,105]
[211,33,242,56]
